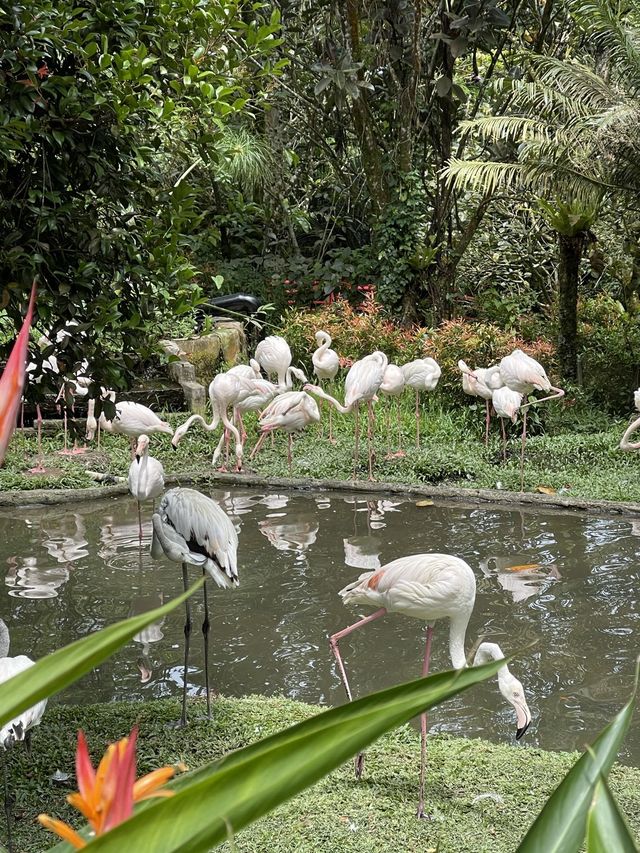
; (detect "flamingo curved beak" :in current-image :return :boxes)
[0,282,36,467]
[515,701,531,740]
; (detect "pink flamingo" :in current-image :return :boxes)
[249,390,320,474]
[401,358,441,448]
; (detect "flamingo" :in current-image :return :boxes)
[312,331,340,441]
[0,619,48,851]
[458,360,501,445]
[86,392,172,457]
[329,554,531,818]
[254,335,308,391]
[172,372,259,471]
[492,386,523,462]
[128,434,165,542]
[619,388,640,450]
[379,363,406,458]
[55,363,92,455]
[249,390,320,474]
[401,358,442,449]
[151,487,239,726]
[304,351,388,480]
[1,283,36,469]
[499,349,564,489]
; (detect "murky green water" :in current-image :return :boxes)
[1,488,638,763]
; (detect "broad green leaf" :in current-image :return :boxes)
[81,658,505,851]
[0,579,203,730]
[586,776,639,853]
[517,678,636,853]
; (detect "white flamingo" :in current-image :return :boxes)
[619,388,640,450]
[304,351,388,479]
[254,336,307,390]
[0,619,47,850]
[151,487,238,726]
[86,392,172,456]
[312,331,340,441]
[171,373,250,471]
[401,358,442,448]
[458,360,501,445]
[128,434,165,542]
[492,386,523,462]
[250,390,320,474]
[499,349,564,488]
[329,554,531,818]
[379,363,406,458]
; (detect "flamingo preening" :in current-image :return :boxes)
[312,330,340,441]
[401,358,441,449]
[249,390,320,474]
[151,487,239,726]
[128,434,165,542]
[329,554,531,818]
[458,360,501,445]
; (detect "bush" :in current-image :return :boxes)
[275,295,427,369]
[578,295,640,413]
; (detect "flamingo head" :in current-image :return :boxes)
[135,434,150,461]
[499,672,532,740]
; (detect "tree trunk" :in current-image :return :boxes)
[557,231,586,381]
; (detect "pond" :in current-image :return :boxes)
[1,487,638,763]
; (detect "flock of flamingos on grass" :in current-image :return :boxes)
[2,287,640,829]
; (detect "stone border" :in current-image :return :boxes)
[1,470,640,516]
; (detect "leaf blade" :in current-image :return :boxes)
[586,776,639,853]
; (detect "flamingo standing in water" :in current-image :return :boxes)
[329,554,532,818]
[128,434,165,542]
[304,351,388,480]
[151,487,238,726]
[249,390,320,474]
[379,363,406,457]
[401,358,441,449]
[499,349,564,490]
[312,330,340,441]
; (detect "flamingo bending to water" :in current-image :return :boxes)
[151,488,238,726]
[329,554,531,818]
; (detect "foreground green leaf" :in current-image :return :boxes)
[80,658,505,851]
[0,578,203,729]
[517,679,636,853]
[586,776,639,853]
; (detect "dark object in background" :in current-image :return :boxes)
[195,292,266,349]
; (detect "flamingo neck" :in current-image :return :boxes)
[305,385,350,413]
[448,612,472,670]
[472,642,510,681]
[621,414,640,450]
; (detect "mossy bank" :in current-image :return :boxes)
[5,695,640,853]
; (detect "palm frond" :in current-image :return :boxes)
[529,56,617,110]
[214,127,273,190]
[457,116,555,144]
[570,0,640,90]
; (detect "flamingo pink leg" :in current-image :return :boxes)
[415,390,420,449]
[329,607,387,777]
[367,400,375,480]
[250,430,268,461]
[28,404,46,473]
[287,433,293,475]
[329,403,334,443]
[500,417,507,462]
[519,409,527,492]
[137,501,143,544]
[485,399,491,446]
[417,625,434,819]
[353,403,360,479]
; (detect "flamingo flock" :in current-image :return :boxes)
[4,289,638,830]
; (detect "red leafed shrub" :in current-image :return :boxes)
[276,295,428,370]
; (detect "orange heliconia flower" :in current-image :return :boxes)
[38,727,185,849]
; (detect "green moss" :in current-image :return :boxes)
[4,695,640,853]
[2,400,639,503]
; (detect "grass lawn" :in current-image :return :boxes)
[2,395,640,503]
[5,695,639,853]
